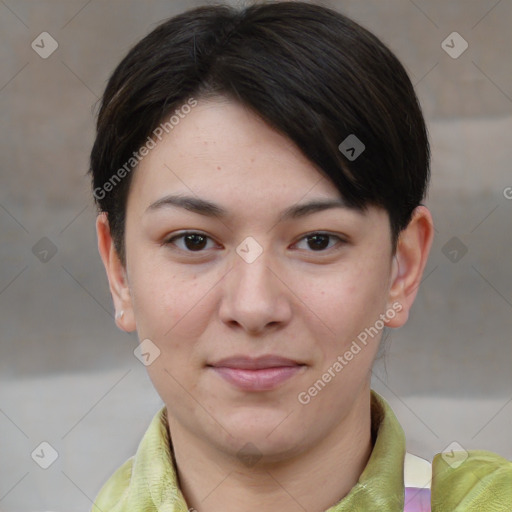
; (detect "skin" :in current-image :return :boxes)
[96,97,434,512]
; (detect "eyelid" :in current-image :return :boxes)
[291,232,347,256]
[164,230,217,251]
[292,231,346,248]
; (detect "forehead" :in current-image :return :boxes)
[128,97,345,211]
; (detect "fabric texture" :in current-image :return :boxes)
[404,487,431,512]
[431,448,512,511]
[90,390,511,512]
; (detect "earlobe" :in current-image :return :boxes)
[95,213,136,332]
[385,206,434,328]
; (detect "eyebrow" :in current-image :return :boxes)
[145,194,355,222]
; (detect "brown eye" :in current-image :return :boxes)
[295,232,344,252]
[306,234,330,251]
[165,232,214,252]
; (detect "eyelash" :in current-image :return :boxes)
[163,231,346,256]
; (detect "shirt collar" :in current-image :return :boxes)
[120,389,406,511]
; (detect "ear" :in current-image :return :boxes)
[96,212,136,332]
[384,205,434,328]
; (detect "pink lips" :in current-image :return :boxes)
[208,355,305,391]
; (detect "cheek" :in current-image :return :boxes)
[313,262,386,318]
[129,262,210,402]
[128,251,218,348]
[305,260,389,354]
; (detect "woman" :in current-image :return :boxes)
[89,2,511,511]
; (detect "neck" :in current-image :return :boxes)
[168,387,374,512]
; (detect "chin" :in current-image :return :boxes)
[217,410,305,451]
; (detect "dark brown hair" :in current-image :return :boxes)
[89,0,430,266]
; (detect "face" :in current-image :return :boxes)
[106,97,409,462]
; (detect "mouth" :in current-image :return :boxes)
[208,355,304,369]
[207,355,306,391]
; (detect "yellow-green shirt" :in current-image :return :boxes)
[90,390,512,511]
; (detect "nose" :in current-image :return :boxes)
[218,247,292,335]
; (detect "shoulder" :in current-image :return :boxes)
[431,449,512,511]
[90,456,134,512]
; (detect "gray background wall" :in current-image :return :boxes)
[0,0,511,510]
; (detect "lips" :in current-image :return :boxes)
[208,355,303,370]
[207,355,306,391]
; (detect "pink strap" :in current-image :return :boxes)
[404,487,431,512]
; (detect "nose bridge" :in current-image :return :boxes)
[232,237,277,300]
[219,236,291,331]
